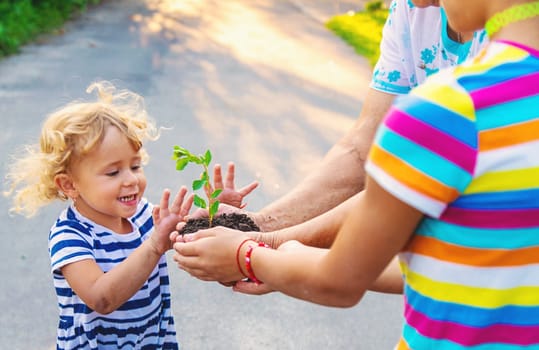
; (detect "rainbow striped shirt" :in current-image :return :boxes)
[366,41,539,349]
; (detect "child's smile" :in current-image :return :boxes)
[119,194,137,203]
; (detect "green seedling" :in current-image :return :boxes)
[172,146,222,226]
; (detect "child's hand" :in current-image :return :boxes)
[151,187,193,255]
[212,162,258,209]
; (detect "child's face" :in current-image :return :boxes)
[69,125,147,233]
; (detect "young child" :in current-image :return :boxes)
[173,0,539,348]
[3,81,253,349]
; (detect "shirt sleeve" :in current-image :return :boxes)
[130,197,154,241]
[49,218,95,274]
[366,69,478,218]
[370,0,414,95]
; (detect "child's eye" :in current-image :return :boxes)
[106,170,119,176]
[132,164,142,171]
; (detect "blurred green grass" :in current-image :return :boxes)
[0,0,101,57]
[326,0,389,66]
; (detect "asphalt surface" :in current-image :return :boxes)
[0,1,402,349]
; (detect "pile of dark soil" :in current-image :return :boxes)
[179,213,260,235]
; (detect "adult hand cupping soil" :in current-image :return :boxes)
[173,227,253,283]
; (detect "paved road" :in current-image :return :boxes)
[0,1,402,349]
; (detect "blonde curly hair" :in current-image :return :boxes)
[4,81,159,217]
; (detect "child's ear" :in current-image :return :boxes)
[54,174,78,199]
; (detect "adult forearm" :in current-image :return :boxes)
[256,193,362,248]
[255,127,368,231]
[260,248,364,307]
[254,195,404,294]
[254,89,395,232]
[369,256,404,294]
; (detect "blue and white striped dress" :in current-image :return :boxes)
[49,198,179,349]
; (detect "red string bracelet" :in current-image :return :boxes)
[236,238,254,278]
[245,242,269,285]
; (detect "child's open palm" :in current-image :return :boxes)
[212,162,258,209]
[151,187,194,255]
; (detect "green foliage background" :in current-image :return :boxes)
[326,0,389,66]
[0,0,101,57]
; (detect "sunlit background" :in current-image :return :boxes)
[129,0,371,206]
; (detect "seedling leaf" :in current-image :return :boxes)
[193,194,207,209]
[190,155,203,164]
[173,146,189,158]
[176,158,189,171]
[192,179,206,191]
[209,200,220,218]
[201,171,209,182]
[211,189,222,199]
[204,150,212,166]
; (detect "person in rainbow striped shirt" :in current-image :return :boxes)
[174,0,539,348]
